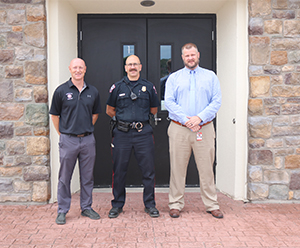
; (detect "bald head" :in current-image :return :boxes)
[69,58,86,83]
[69,58,86,68]
[125,55,141,65]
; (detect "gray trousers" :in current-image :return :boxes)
[57,133,96,213]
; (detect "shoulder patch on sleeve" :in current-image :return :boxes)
[153,85,157,95]
[109,84,116,93]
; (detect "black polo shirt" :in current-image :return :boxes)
[49,79,101,135]
[106,76,159,122]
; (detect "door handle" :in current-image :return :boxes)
[155,117,161,125]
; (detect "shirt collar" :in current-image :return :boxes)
[123,76,142,85]
[184,66,200,74]
[67,78,88,88]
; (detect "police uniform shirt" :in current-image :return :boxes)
[50,78,101,135]
[106,76,159,122]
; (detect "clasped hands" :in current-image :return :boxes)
[185,116,201,132]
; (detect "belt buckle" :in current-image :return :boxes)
[77,134,85,137]
[133,122,143,132]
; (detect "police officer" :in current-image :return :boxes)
[50,58,101,225]
[106,55,160,218]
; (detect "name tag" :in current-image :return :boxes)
[197,131,202,141]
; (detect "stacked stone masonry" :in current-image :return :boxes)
[0,0,50,203]
[248,0,300,201]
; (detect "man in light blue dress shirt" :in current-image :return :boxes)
[165,43,223,219]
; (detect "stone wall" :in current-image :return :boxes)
[248,0,300,201]
[0,0,50,202]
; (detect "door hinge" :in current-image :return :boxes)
[80,31,83,41]
[212,31,214,41]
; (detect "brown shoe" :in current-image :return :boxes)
[169,209,180,218]
[206,209,223,219]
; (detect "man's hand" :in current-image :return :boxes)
[185,116,202,132]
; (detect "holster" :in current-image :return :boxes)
[109,116,117,137]
[148,113,155,129]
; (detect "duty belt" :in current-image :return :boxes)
[117,120,148,132]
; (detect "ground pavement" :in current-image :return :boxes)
[1,189,300,248]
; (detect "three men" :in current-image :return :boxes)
[51,44,223,222]
[165,43,223,218]
[106,55,160,218]
[50,58,101,225]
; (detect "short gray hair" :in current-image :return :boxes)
[181,43,198,54]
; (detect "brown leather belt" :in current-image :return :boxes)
[171,120,212,127]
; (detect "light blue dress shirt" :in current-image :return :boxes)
[164,66,222,125]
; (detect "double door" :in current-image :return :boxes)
[78,14,216,187]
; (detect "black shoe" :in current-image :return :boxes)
[145,207,160,218]
[108,207,123,218]
[55,213,66,225]
[81,209,100,220]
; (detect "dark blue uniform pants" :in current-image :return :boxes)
[57,133,96,213]
[111,124,156,209]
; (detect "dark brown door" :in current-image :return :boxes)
[78,14,216,187]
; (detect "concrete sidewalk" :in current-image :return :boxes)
[1,190,300,248]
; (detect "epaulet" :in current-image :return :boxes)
[114,78,127,86]
[109,78,126,93]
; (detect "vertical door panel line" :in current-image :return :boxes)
[145,18,149,79]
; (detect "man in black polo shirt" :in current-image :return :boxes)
[106,55,160,218]
[50,58,101,225]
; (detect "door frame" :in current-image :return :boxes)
[77,14,217,187]
[47,0,248,203]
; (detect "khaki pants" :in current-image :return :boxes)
[168,121,219,212]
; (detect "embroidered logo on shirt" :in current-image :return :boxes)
[66,93,73,100]
[109,84,116,93]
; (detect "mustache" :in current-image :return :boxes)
[129,69,137,72]
[185,59,199,65]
